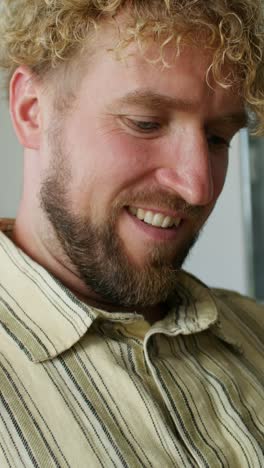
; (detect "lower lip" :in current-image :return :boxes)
[125,209,184,241]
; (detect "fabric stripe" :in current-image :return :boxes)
[0,353,70,467]
[0,440,14,468]
[0,391,39,467]
[73,345,152,467]
[0,290,53,359]
[0,225,263,467]
[0,411,25,468]
[103,325,194,466]
[176,335,261,465]
[192,335,264,447]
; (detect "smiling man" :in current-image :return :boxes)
[0,0,263,466]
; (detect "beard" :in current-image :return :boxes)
[39,129,201,309]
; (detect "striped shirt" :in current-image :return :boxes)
[0,218,263,468]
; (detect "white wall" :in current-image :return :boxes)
[0,97,23,217]
[0,95,252,296]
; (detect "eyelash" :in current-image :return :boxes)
[128,119,162,132]
[207,135,231,149]
[125,118,231,149]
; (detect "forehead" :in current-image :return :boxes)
[84,31,245,122]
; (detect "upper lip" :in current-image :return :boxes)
[128,205,187,220]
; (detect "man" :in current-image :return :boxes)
[0,0,263,466]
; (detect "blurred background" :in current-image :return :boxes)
[0,91,262,300]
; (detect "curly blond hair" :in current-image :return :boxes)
[0,0,264,133]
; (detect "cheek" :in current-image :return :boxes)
[68,130,154,214]
[84,133,153,189]
[111,141,148,172]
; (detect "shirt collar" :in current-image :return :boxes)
[0,218,242,362]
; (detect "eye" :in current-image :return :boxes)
[207,134,231,149]
[123,118,162,133]
[133,120,161,132]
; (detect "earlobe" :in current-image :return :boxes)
[9,66,41,150]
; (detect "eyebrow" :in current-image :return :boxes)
[110,89,248,129]
[111,89,198,111]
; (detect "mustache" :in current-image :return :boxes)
[115,188,203,219]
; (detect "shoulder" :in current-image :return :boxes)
[211,287,264,342]
[181,270,264,346]
[212,288,264,320]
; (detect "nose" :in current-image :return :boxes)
[155,129,215,206]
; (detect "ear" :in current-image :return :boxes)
[9,65,42,150]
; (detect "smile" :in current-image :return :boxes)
[128,206,182,229]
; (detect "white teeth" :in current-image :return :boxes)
[152,213,164,227]
[161,216,172,228]
[128,206,181,229]
[144,211,154,224]
[137,208,145,220]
